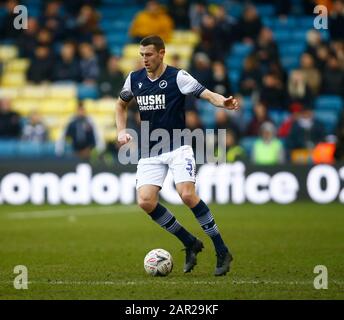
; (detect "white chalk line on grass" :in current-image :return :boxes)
[0,279,343,286]
[4,205,139,220]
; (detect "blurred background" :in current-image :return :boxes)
[0,0,343,201]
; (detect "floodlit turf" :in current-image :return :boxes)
[0,203,343,300]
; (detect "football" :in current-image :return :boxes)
[144,249,173,276]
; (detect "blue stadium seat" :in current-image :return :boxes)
[280,55,300,71]
[17,141,42,157]
[273,30,291,42]
[240,137,257,156]
[0,140,17,157]
[274,17,296,29]
[242,108,253,127]
[268,110,290,127]
[78,84,99,100]
[256,4,275,16]
[279,43,305,56]
[314,110,339,135]
[228,70,240,93]
[242,96,253,110]
[231,43,253,56]
[226,56,244,71]
[315,95,343,112]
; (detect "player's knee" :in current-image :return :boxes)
[138,196,157,213]
[180,190,197,207]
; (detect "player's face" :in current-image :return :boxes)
[139,45,165,73]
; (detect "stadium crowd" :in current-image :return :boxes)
[0,0,344,164]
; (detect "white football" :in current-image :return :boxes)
[144,248,173,276]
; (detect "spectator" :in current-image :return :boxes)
[52,42,80,82]
[216,129,246,163]
[298,53,322,96]
[168,0,190,30]
[286,106,326,150]
[305,30,323,59]
[314,44,331,72]
[237,4,263,44]
[27,46,54,83]
[40,1,66,42]
[255,27,279,71]
[75,4,100,42]
[130,0,174,42]
[215,109,241,139]
[92,31,111,70]
[321,54,344,96]
[239,54,261,96]
[16,17,39,58]
[190,52,214,90]
[97,56,125,98]
[246,101,272,136]
[55,103,105,160]
[0,99,21,138]
[259,72,288,109]
[329,0,344,41]
[36,28,53,47]
[0,0,22,39]
[189,1,208,33]
[79,42,100,84]
[288,70,314,107]
[252,122,285,165]
[213,5,238,53]
[170,53,182,68]
[21,111,48,142]
[278,103,304,138]
[212,61,231,97]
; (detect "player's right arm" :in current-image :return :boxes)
[116,73,134,146]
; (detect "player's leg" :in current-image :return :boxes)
[137,185,198,251]
[176,181,233,276]
[136,160,197,256]
[170,145,233,276]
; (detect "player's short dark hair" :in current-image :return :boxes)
[140,35,165,51]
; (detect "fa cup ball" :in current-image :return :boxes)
[144,249,173,276]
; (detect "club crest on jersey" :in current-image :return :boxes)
[138,82,143,89]
[159,80,167,89]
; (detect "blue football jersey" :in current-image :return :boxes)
[119,65,206,157]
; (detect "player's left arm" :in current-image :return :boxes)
[200,89,240,111]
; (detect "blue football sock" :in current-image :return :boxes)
[150,203,196,247]
[191,200,228,254]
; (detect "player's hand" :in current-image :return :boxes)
[223,96,240,111]
[118,132,133,146]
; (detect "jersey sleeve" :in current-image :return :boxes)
[119,72,134,102]
[176,69,206,98]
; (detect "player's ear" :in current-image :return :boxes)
[159,48,165,56]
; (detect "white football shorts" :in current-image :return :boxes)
[136,145,196,190]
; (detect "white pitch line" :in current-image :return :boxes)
[5,205,139,220]
[0,279,343,286]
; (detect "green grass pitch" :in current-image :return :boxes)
[0,202,343,300]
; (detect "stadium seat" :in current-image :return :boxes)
[231,43,253,56]
[315,95,343,113]
[0,45,18,61]
[21,85,49,99]
[48,85,77,99]
[314,109,339,135]
[240,137,257,157]
[1,72,26,87]
[0,88,19,99]
[242,96,254,110]
[4,58,30,73]
[0,140,17,157]
[77,84,99,100]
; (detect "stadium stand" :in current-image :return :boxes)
[0,0,343,163]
